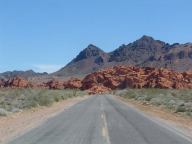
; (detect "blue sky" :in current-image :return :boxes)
[0,0,192,73]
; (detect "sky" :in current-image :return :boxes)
[0,0,192,73]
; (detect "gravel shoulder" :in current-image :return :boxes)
[0,96,88,144]
[117,96,192,140]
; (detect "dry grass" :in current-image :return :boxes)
[0,88,87,116]
[114,89,192,117]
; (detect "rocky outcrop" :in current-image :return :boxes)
[81,65,192,93]
[5,76,30,88]
[43,78,82,89]
[65,78,82,89]
[1,66,192,94]
[44,80,65,89]
[86,85,111,94]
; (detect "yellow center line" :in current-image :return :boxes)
[101,112,111,144]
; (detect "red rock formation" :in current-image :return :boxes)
[45,79,65,89]
[65,78,82,89]
[81,65,192,93]
[87,84,111,94]
[6,76,29,88]
[35,78,82,90]
[1,65,192,94]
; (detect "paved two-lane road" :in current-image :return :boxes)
[8,95,192,144]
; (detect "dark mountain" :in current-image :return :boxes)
[151,42,192,71]
[54,35,192,77]
[71,44,107,62]
[108,35,166,64]
[53,44,109,77]
[0,70,48,79]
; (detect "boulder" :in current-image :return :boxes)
[65,78,82,89]
[45,79,65,89]
[87,85,111,94]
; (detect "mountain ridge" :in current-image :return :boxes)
[1,35,192,79]
[54,35,192,77]
[0,70,48,79]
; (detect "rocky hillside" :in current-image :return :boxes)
[54,35,192,77]
[53,44,109,77]
[1,66,192,94]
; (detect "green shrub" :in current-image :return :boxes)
[0,108,9,116]
[175,105,186,113]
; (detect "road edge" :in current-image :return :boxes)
[2,96,89,144]
[114,95,192,143]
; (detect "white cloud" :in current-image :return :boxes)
[33,64,63,73]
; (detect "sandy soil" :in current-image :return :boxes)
[118,96,192,140]
[0,96,88,144]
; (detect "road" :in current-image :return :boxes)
[8,95,192,144]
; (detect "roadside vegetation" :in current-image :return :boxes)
[0,88,87,116]
[114,89,192,117]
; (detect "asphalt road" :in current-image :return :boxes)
[8,95,192,144]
